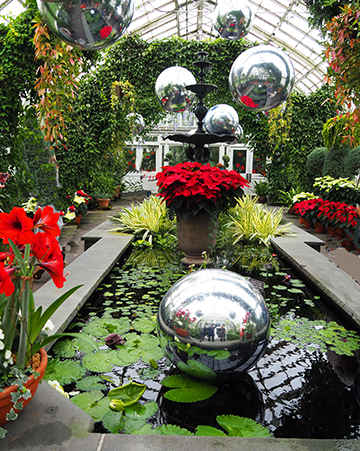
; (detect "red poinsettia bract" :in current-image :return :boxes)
[156,162,249,217]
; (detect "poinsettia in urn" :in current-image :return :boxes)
[0,206,97,437]
[156,162,250,219]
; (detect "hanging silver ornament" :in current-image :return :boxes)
[37,0,134,51]
[213,0,254,40]
[126,113,145,134]
[155,67,196,113]
[157,269,270,381]
[229,45,295,112]
[204,104,239,135]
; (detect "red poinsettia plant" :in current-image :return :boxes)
[317,200,359,229]
[156,162,249,219]
[0,206,97,418]
[293,198,324,223]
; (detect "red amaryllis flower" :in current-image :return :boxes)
[240,95,258,108]
[33,206,60,238]
[100,26,112,39]
[38,250,66,288]
[0,262,16,296]
[31,233,60,262]
[0,207,34,245]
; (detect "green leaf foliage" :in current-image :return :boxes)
[161,374,217,403]
[108,381,146,406]
[82,350,117,373]
[216,415,271,437]
[76,376,105,392]
[130,424,193,435]
[176,359,217,380]
[44,358,86,386]
[71,391,109,421]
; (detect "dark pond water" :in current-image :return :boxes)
[51,249,360,439]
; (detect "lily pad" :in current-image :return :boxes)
[131,424,193,435]
[108,381,146,406]
[82,350,116,373]
[102,410,124,434]
[71,391,109,421]
[177,359,217,380]
[195,425,227,436]
[216,415,271,437]
[44,358,86,386]
[76,375,105,391]
[161,374,217,403]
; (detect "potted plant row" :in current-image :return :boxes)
[293,198,359,242]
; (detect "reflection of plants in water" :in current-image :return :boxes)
[275,355,360,439]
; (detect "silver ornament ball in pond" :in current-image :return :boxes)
[126,113,145,134]
[229,45,295,112]
[155,67,196,113]
[157,269,270,381]
[213,0,254,40]
[204,104,239,135]
[37,0,134,51]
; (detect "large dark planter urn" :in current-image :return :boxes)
[177,212,217,265]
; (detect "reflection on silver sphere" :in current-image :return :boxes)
[204,104,239,135]
[213,0,254,40]
[37,0,134,51]
[229,45,295,112]
[233,124,243,143]
[157,269,270,381]
[155,67,196,113]
[126,113,145,134]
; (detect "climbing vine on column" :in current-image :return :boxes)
[33,15,83,142]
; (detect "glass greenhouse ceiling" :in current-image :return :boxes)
[1,0,327,95]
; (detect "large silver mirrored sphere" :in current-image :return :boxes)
[204,104,239,135]
[37,0,134,51]
[155,66,196,113]
[229,45,295,112]
[126,113,145,134]
[157,269,270,381]
[213,0,254,40]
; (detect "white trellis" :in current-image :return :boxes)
[124,113,266,194]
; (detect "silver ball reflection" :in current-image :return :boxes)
[157,269,270,381]
[204,104,239,135]
[126,113,145,134]
[155,66,196,113]
[213,0,254,40]
[229,45,295,112]
[37,0,134,51]
[233,124,243,143]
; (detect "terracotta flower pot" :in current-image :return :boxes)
[327,225,335,237]
[341,239,354,252]
[303,219,312,229]
[97,198,110,209]
[0,348,47,426]
[174,327,189,337]
[287,206,295,215]
[335,227,345,239]
[75,214,82,225]
[314,222,326,234]
[299,217,305,224]
[177,212,217,265]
